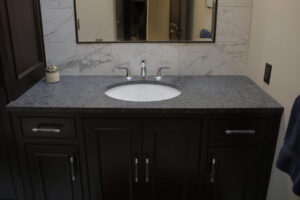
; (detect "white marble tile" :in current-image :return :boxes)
[215,41,249,69]
[40,0,253,76]
[111,44,146,75]
[177,42,248,75]
[45,44,113,75]
[178,44,226,75]
[218,0,253,7]
[212,42,249,74]
[40,0,74,9]
[212,54,247,75]
[144,44,184,75]
[44,43,78,65]
[75,44,113,75]
[45,43,81,74]
[215,42,249,54]
[216,6,252,42]
[42,8,76,43]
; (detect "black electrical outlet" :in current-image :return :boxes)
[264,63,272,84]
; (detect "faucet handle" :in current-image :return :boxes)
[117,66,132,81]
[155,67,170,80]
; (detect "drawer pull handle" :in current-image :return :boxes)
[134,157,139,183]
[225,130,255,135]
[70,156,76,181]
[210,158,216,183]
[32,128,61,133]
[145,157,150,183]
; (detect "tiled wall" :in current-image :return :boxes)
[41,0,253,75]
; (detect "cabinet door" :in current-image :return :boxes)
[84,119,142,200]
[206,147,263,200]
[0,72,24,200]
[0,122,16,200]
[143,120,201,200]
[26,145,83,200]
[0,0,45,100]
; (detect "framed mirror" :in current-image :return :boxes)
[74,0,218,43]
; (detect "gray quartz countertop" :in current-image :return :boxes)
[7,75,283,113]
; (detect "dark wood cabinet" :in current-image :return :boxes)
[21,117,77,138]
[10,112,281,200]
[0,0,45,100]
[84,119,142,200]
[84,119,202,200]
[143,120,201,200]
[0,0,45,198]
[205,147,263,200]
[26,145,83,200]
[0,1,282,200]
[0,72,15,200]
[0,122,16,200]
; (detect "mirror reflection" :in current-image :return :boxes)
[75,0,217,42]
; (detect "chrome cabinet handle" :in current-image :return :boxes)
[145,157,150,183]
[210,158,216,183]
[32,128,61,133]
[225,130,256,135]
[70,156,76,181]
[134,157,139,183]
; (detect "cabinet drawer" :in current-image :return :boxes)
[208,116,268,142]
[21,117,76,138]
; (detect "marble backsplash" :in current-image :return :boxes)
[40,0,253,76]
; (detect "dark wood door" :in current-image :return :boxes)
[143,119,201,200]
[205,147,263,200]
[0,0,45,100]
[0,68,24,200]
[84,119,142,200]
[0,121,16,200]
[0,67,15,199]
[0,0,45,197]
[26,145,83,200]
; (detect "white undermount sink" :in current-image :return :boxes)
[105,83,181,102]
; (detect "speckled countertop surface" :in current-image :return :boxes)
[7,75,283,113]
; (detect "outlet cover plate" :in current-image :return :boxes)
[264,63,272,84]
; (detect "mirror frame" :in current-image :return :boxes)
[73,0,218,44]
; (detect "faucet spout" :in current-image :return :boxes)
[141,60,146,79]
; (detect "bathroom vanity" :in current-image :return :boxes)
[7,76,283,200]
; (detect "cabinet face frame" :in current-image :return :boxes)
[0,120,17,200]
[84,118,203,200]
[10,111,282,200]
[84,119,142,200]
[205,147,264,200]
[25,145,83,200]
[11,113,90,200]
[0,0,45,195]
[142,119,202,200]
[0,0,45,100]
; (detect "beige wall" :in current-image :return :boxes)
[146,0,170,41]
[246,0,300,199]
[76,0,116,42]
[192,0,212,40]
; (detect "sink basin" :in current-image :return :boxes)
[105,83,181,102]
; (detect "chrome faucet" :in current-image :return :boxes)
[117,66,132,81]
[155,67,170,80]
[141,60,146,79]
